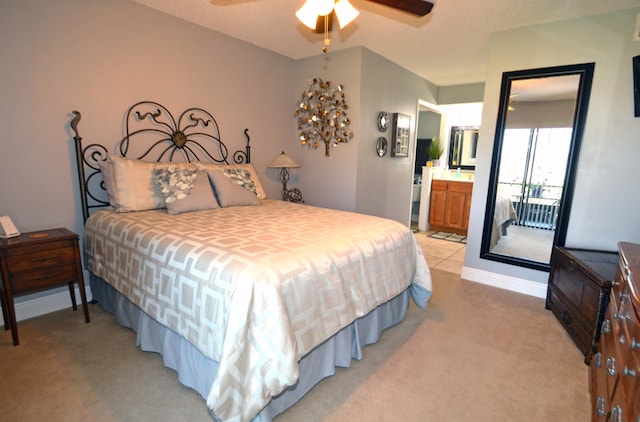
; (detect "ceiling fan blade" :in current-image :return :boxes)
[312,12,334,33]
[367,0,434,16]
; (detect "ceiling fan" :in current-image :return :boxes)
[300,0,434,34]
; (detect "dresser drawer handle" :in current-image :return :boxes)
[609,405,622,422]
[595,396,606,416]
[623,366,637,378]
[613,312,631,321]
[606,357,617,376]
[30,257,57,264]
[593,352,602,368]
[601,320,610,334]
[631,337,639,349]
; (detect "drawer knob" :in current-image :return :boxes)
[601,320,611,334]
[631,337,639,349]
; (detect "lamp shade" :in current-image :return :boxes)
[295,0,334,29]
[268,151,300,168]
[334,0,359,29]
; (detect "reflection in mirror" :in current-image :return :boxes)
[481,63,595,272]
[449,126,479,170]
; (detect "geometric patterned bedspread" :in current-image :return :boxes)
[84,199,432,421]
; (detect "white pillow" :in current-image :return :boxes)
[108,155,196,212]
[195,162,266,199]
[98,156,117,208]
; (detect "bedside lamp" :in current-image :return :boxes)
[268,151,303,203]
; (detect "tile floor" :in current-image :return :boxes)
[415,230,466,275]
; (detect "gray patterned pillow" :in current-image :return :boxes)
[206,169,260,207]
[154,168,219,214]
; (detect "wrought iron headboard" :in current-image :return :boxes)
[70,101,251,223]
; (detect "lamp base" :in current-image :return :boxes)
[283,187,304,204]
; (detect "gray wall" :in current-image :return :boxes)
[356,49,439,224]
[464,8,640,286]
[0,0,295,311]
[291,48,362,212]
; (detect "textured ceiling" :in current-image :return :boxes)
[132,0,639,86]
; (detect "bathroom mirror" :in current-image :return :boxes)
[448,126,479,170]
[480,63,595,272]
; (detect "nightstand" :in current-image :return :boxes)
[0,228,90,345]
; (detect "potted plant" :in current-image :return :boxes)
[428,137,444,166]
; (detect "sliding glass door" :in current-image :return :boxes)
[497,127,572,230]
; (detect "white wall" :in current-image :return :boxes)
[464,8,640,290]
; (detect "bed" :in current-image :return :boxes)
[490,194,518,248]
[70,101,432,422]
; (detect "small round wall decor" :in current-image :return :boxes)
[376,137,388,157]
[377,112,389,132]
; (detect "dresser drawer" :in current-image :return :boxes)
[10,263,78,294]
[5,240,75,273]
[547,247,617,364]
[547,284,592,357]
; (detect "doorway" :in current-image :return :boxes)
[412,109,441,230]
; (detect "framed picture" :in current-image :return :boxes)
[390,113,410,157]
[633,55,640,117]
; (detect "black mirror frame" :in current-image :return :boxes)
[480,62,595,272]
[448,126,479,170]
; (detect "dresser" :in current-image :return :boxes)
[0,228,90,345]
[428,179,473,235]
[546,246,618,364]
[590,242,640,421]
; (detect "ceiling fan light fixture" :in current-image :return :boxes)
[334,0,359,29]
[296,0,335,29]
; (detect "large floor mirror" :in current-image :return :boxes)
[481,63,595,272]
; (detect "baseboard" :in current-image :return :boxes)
[460,266,547,298]
[1,287,93,325]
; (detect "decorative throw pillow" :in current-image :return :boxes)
[108,155,197,212]
[154,168,219,215]
[206,169,261,207]
[195,163,266,199]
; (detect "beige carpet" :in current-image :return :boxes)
[0,269,590,421]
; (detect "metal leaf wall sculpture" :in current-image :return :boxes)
[294,78,353,157]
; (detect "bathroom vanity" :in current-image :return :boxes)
[428,178,473,235]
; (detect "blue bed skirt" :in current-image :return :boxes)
[90,274,410,421]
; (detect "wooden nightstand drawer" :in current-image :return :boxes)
[10,263,77,294]
[6,244,75,273]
